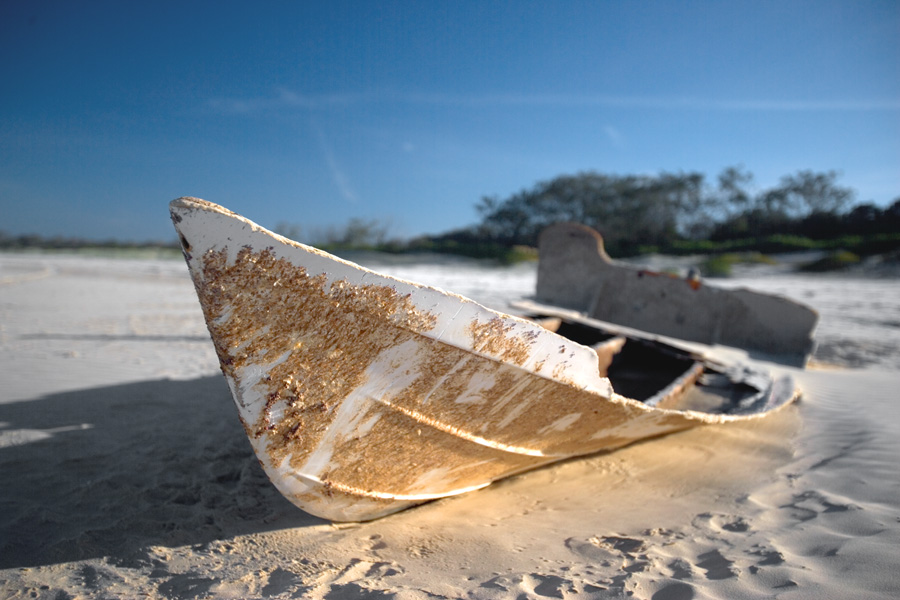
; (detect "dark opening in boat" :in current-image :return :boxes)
[528,313,763,412]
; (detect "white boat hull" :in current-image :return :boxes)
[170,198,797,521]
[536,223,819,366]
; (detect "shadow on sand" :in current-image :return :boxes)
[0,376,327,569]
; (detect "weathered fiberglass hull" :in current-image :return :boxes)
[169,197,798,521]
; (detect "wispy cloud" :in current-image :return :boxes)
[309,120,358,205]
[208,89,368,114]
[209,89,900,114]
[603,125,624,147]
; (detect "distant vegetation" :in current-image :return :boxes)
[273,217,538,264]
[0,231,182,258]
[3,166,898,269]
[428,167,900,265]
[798,250,862,273]
[274,167,899,265]
[699,252,778,278]
[467,167,900,257]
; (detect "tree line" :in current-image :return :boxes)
[3,167,897,262]
[0,231,178,252]
[435,167,900,258]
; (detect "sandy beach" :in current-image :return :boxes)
[1,252,898,599]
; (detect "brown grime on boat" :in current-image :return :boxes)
[191,245,699,499]
[194,247,436,460]
[467,317,535,366]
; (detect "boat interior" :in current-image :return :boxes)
[527,315,764,414]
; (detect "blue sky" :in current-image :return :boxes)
[1,1,898,242]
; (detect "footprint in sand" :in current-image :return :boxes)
[651,581,695,600]
[779,489,859,524]
[480,572,599,599]
[260,567,304,597]
[564,537,617,564]
[564,534,646,564]
[157,572,217,599]
[691,512,751,533]
[695,549,737,581]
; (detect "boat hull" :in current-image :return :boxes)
[536,223,819,366]
[170,198,797,521]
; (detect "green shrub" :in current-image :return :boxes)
[699,252,777,277]
[799,250,860,272]
[701,254,740,277]
[743,252,778,265]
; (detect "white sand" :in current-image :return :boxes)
[1,252,899,599]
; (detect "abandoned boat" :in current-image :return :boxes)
[170,197,799,522]
[536,223,819,366]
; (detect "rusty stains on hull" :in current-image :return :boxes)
[170,197,799,522]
